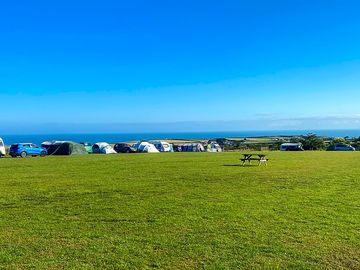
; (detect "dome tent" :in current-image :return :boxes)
[80,142,93,153]
[131,142,159,153]
[151,141,173,152]
[205,142,223,152]
[41,141,88,155]
[92,142,117,154]
[0,137,5,157]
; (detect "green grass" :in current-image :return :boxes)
[0,152,359,269]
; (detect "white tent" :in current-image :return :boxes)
[0,138,5,157]
[93,142,117,154]
[151,141,173,152]
[132,142,159,153]
[206,142,223,152]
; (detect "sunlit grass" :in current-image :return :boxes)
[0,152,359,269]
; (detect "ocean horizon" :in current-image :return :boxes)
[1,129,360,146]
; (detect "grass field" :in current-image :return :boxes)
[0,152,359,269]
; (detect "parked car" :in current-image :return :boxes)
[9,143,47,158]
[0,138,5,157]
[114,143,136,153]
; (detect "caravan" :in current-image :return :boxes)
[280,143,304,151]
[332,144,355,151]
[0,138,5,157]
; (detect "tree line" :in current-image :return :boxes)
[216,134,360,151]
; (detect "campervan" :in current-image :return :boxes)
[0,138,5,157]
[280,143,304,151]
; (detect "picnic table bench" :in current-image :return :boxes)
[240,153,268,166]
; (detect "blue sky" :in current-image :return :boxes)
[1,0,360,134]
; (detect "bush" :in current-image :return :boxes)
[300,134,326,150]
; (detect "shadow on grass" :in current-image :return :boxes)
[223,164,259,167]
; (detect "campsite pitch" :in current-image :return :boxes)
[0,152,359,269]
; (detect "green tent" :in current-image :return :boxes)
[43,141,88,155]
[80,142,93,154]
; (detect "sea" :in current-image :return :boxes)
[1,130,360,146]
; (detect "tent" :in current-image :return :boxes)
[131,142,159,153]
[80,142,93,153]
[0,138,5,157]
[41,141,88,155]
[151,141,173,152]
[92,142,117,154]
[206,142,223,152]
[180,143,205,152]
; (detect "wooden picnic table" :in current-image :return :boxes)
[241,153,268,166]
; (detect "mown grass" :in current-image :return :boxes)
[0,152,359,269]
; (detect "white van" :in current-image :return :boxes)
[0,138,5,157]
